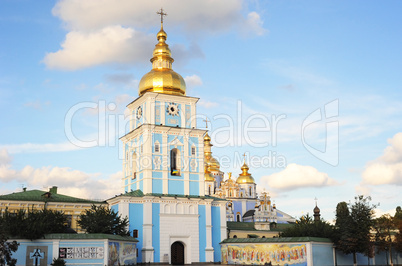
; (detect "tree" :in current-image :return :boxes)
[78,205,130,236]
[374,214,395,265]
[0,208,67,240]
[0,221,19,266]
[280,213,334,238]
[395,206,402,253]
[333,196,377,266]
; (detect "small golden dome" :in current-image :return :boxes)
[204,165,215,182]
[205,172,214,182]
[138,24,186,96]
[236,162,255,184]
[204,132,211,142]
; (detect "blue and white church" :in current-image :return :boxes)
[107,16,227,264]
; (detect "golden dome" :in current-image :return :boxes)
[204,165,215,182]
[236,162,255,184]
[205,172,215,182]
[138,25,186,96]
[204,132,211,142]
[208,156,220,172]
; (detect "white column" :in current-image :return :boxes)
[142,200,154,262]
[184,133,189,195]
[162,133,168,194]
[220,204,227,240]
[52,240,60,261]
[198,135,205,196]
[205,201,214,262]
[119,200,129,221]
[241,200,247,217]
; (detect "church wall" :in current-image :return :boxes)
[246,201,255,211]
[168,180,184,194]
[129,203,143,262]
[159,211,200,263]
[189,173,199,180]
[232,201,242,221]
[312,242,333,265]
[211,205,222,262]
[190,181,199,195]
[152,203,160,262]
[198,204,207,261]
[152,179,163,194]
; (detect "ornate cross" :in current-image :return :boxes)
[203,117,210,129]
[157,8,167,24]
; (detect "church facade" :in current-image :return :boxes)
[107,12,294,264]
[107,18,227,264]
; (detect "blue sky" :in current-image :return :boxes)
[1,0,401,221]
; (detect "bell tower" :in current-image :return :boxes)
[121,10,206,196]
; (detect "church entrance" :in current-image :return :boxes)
[171,241,184,265]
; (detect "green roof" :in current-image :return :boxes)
[110,189,226,201]
[43,233,138,242]
[227,221,294,232]
[0,189,105,204]
[221,237,333,244]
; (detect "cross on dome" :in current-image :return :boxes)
[156,8,167,25]
[203,117,210,129]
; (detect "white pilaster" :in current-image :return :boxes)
[205,201,214,262]
[162,133,168,194]
[142,200,154,262]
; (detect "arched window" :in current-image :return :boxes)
[132,152,137,179]
[154,141,160,153]
[236,213,241,222]
[191,146,196,156]
[233,235,237,238]
[208,185,211,195]
[249,187,252,197]
[170,148,180,176]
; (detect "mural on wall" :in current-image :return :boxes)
[108,242,136,266]
[221,243,307,266]
[59,247,104,259]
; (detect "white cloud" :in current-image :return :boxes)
[198,100,219,109]
[44,0,266,70]
[0,142,82,154]
[0,148,121,200]
[52,0,256,33]
[184,75,203,88]
[243,12,267,36]
[259,163,338,191]
[362,132,402,186]
[24,100,51,110]
[43,26,153,70]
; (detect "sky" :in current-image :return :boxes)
[1,0,401,222]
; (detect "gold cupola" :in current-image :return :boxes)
[138,12,186,96]
[204,132,220,172]
[204,165,215,182]
[236,162,255,184]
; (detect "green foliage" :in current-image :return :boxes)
[51,258,66,266]
[279,213,334,238]
[0,222,19,266]
[0,207,67,240]
[394,206,402,253]
[333,196,377,263]
[78,205,130,236]
[374,214,396,264]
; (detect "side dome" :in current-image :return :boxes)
[205,172,215,182]
[236,162,255,184]
[138,26,186,96]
